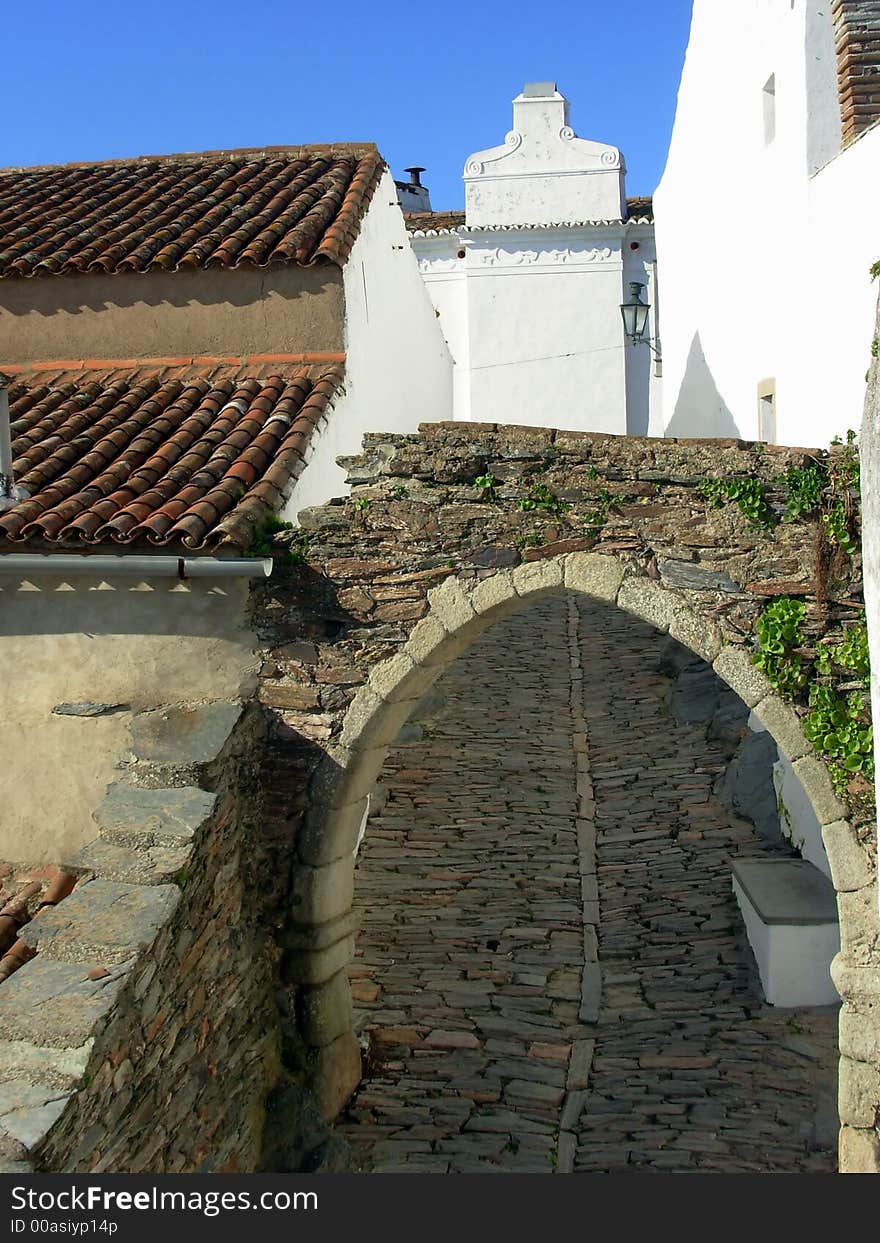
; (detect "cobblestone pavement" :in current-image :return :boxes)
[337,595,839,1173]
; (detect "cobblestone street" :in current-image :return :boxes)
[338,595,839,1173]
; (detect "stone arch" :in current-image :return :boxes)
[285,550,874,1166]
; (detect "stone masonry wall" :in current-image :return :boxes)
[0,699,284,1173]
[249,422,878,1172]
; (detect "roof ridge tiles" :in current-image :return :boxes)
[0,143,379,177]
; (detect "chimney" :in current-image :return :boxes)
[395,167,433,214]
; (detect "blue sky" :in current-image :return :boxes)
[4,1,693,208]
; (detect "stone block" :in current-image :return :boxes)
[579,964,601,1024]
[617,576,682,634]
[283,935,355,986]
[20,879,179,966]
[0,1039,93,1090]
[339,688,418,750]
[751,696,811,762]
[290,858,355,926]
[822,820,875,894]
[68,836,193,886]
[839,1056,880,1129]
[310,1031,362,1122]
[298,797,369,866]
[668,610,722,664]
[0,1081,73,1150]
[404,615,469,668]
[129,701,243,767]
[368,652,436,703]
[840,1004,880,1067]
[791,756,848,826]
[94,784,216,848]
[839,1125,880,1174]
[298,971,354,1047]
[567,1039,595,1091]
[837,881,880,954]
[470,570,519,620]
[281,910,358,953]
[0,960,131,1048]
[563,552,624,602]
[712,646,772,709]
[511,558,564,599]
[426,576,477,636]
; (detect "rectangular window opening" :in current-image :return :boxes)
[758,386,776,444]
[763,74,776,145]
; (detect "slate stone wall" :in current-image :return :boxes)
[0,701,285,1173]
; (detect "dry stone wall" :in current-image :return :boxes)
[0,700,285,1173]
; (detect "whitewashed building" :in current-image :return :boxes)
[654,0,880,448]
[405,84,659,436]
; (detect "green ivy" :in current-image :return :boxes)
[779,462,827,521]
[803,683,874,790]
[473,473,502,503]
[699,477,776,530]
[247,513,296,556]
[752,597,809,697]
[815,621,870,681]
[822,499,859,555]
[516,483,571,517]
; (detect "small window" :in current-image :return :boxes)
[763,75,776,145]
[758,382,776,443]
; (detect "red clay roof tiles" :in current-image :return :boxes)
[0,146,384,279]
[0,357,344,552]
[833,1,880,144]
[404,197,653,232]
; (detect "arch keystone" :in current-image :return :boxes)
[563,552,624,602]
[511,558,564,597]
[712,646,773,708]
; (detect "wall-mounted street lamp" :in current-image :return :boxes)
[620,281,662,375]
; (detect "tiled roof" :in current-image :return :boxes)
[833,1,880,144]
[0,146,385,279]
[405,197,653,234]
[405,211,466,233]
[0,356,344,552]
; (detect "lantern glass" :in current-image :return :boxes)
[620,282,651,342]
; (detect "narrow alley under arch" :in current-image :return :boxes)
[336,594,839,1173]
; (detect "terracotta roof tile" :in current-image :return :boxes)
[0,356,344,552]
[404,197,653,233]
[0,145,385,279]
[833,1,880,144]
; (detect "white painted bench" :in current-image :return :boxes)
[731,858,840,1007]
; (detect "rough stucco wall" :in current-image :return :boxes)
[0,265,343,364]
[281,170,452,517]
[0,577,261,863]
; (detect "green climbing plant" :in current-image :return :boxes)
[516,482,570,518]
[779,462,827,521]
[803,683,874,792]
[752,596,809,697]
[699,477,776,530]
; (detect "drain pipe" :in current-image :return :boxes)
[0,554,273,579]
[0,385,16,511]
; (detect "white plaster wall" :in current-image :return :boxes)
[747,708,831,877]
[0,576,260,864]
[464,232,628,431]
[654,0,878,448]
[284,170,453,517]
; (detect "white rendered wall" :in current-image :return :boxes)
[284,170,453,517]
[654,0,876,448]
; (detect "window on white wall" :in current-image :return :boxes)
[763,75,776,144]
[758,381,777,443]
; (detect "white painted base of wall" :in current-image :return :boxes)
[733,876,840,1007]
[747,709,831,878]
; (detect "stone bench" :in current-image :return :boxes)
[731,858,840,1007]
